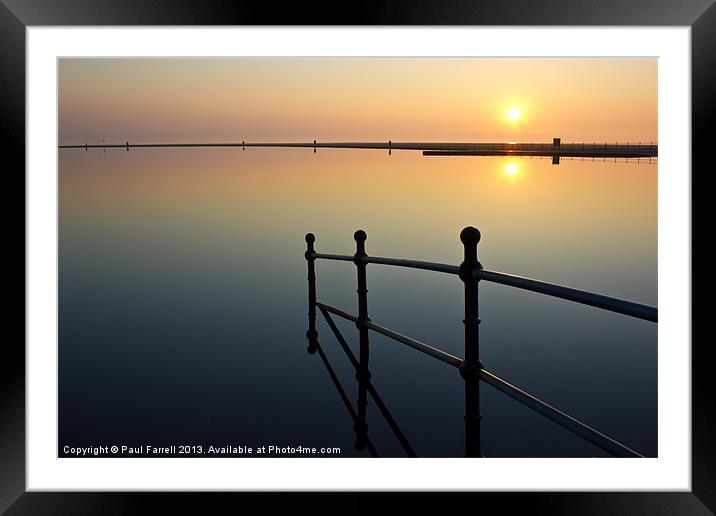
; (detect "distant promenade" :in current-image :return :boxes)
[58,138,658,162]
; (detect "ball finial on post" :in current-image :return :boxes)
[354,229,367,260]
[459,227,482,281]
[460,226,481,246]
[305,233,316,260]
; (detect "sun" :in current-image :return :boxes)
[506,106,521,121]
[505,162,518,175]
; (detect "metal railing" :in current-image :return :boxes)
[304,227,657,458]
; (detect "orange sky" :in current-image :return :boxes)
[58,58,657,145]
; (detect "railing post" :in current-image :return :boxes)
[459,226,483,457]
[305,233,318,354]
[353,229,371,451]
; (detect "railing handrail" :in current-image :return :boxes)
[312,252,354,262]
[478,369,642,458]
[475,269,657,322]
[318,302,463,368]
[313,252,460,274]
[363,256,461,275]
[309,251,657,323]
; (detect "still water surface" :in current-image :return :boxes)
[59,148,657,457]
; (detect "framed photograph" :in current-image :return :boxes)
[5,0,712,513]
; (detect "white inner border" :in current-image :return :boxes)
[27,27,691,491]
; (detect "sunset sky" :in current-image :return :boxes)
[58,58,657,145]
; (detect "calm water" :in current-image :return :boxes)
[58,148,657,457]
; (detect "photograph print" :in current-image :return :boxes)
[58,57,657,459]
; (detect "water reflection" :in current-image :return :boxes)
[59,148,657,457]
[306,232,418,457]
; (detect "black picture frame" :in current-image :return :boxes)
[3,1,711,513]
